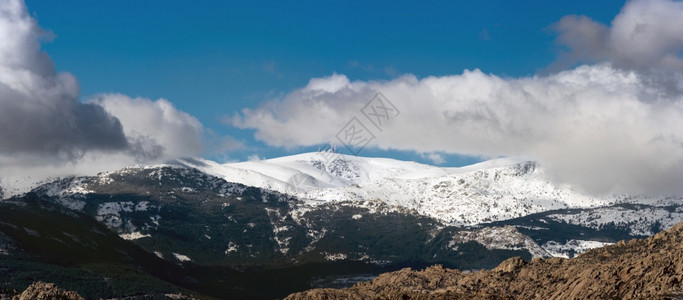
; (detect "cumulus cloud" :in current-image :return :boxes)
[553,0,683,91]
[0,0,208,187]
[231,0,683,195]
[0,0,128,161]
[232,66,683,195]
[91,94,204,161]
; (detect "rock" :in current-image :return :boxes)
[493,256,526,273]
[12,282,83,300]
[287,220,683,299]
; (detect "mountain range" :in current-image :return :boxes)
[1,151,682,298]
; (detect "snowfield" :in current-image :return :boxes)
[180,152,679,226]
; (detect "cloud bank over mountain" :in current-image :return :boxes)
[231,0,683,195]
[3,0,683,197]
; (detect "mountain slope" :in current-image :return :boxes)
[3,154,683,298]
[29,165,533,269]
[181,152,682,226]
[28,154,683,262]
[14,165,553,297]
[0,193,203,299]
[287,221,683,299]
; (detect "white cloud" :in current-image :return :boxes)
[554,0,683,68]
[0,0,213,193]
[553,0,683,92]
[0,0,206,165]
[0,92,209,195]
[91,94,204,161]
[231,0,683,195]
[609,0,683,70]
[422,153,446,165]
[232,65,683,195]
[247,154,263,161]
[0,0,128,161]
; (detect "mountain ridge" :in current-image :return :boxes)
[177,152,682,226]
[9,152,683,261]
[2,153,683,298]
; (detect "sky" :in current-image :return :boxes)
[21,0,625,163]
[3,0,683,195]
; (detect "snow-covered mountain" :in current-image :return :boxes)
[178,152,679,226]
[4,151,683,264]
[174,152,443,194]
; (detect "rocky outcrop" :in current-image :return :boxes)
[287,222,683,299]
[12,282,83,300]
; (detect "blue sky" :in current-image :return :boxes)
[25,0,626,165]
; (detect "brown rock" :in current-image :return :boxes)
[286,221,683,299]
[493,256,526,273]
[12,282,83,300]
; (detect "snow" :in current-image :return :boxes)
[183,152,680,227]
[0,175,59,198]
[150,215,161,227]
[305,228,327,251]
[265,207,293,254]
[542,240,614,258]
[135,201,150,211]
[225,241,239,254]
[180,152,441,195]
[13,151,683,261]
[547,206,683,236]
[322,252,348,261]
[56,198,86,211]
[119,232,151,240]
[177,158,296,194]
[187,154,551,224]
[172,253,192,262]
[96,201,152,229]
[449,226,550,258]
[21,151,681,233]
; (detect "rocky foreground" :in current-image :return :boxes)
[287,222,683,299]
[0,282,83,300]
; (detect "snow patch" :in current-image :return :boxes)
[135,201,150,211]
[225,241,239,254]
[547,206,683,236]
[542,240,614,258]
[173,253,192,262]
[450,226,550,258]
[119,232,151,240]
[322,252,347,261]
